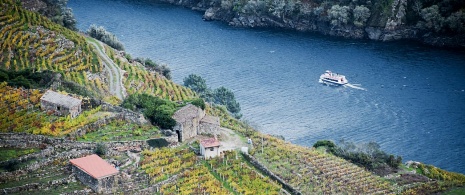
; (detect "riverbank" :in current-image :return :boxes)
[158,0,465,49]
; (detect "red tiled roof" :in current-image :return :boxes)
[70,154,118,179]
[200,138,221,148]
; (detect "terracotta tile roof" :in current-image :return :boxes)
[200,138,221,148]
[200,115,220,125]
[40,90,81,108]
[172,104,202,123]
[70,154,118,179]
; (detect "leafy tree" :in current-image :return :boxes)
[328,5,351,27]
[213,87,241,115]
[419,5,444,32]
[446,11,465,33]
[183,74,208,95]
[121,94,178,129]
[62,8,77,31]
[353,5,371,27]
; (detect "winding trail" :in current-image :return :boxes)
[88,40,125,100]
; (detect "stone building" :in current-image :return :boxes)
[70,154,119,193]
[200,138,221,159]
[172,104,220,142]
[40,90,82,118]
[199,115,220,135]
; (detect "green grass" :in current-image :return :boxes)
[443,186,465,195]
[0,148,39,162]
[77,120,161,142]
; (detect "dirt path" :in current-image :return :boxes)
[218,127,248,152]
[88,41,125,100]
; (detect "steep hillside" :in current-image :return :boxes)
[162,0,465,48]
[0,0,109,98]
[0,0,196,102]
[208,105,465,195]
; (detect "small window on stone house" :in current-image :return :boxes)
[210,147,214,151]
[57,106,61,111]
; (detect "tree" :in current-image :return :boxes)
[183,74,208,95]
[419,5,444,32]
[353,5,370,28]
[62,8,77,31]
[328,5,351,27]
[446,11,465,33]
[213,87,241,116]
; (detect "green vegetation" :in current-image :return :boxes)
[121,93,181,129]
[184,74,241,118]
[190,98,206,110]
[87,24,124,51]
[0,148,39,162]
[206,151,281,194]
[95,143,107,156]
[112,49,195,101]
[0,68,55,89]
[314,140,402,173]
[140,58,171,80]
[78,120,161,142]
[0,1,108,98]
[417,163,465,184]
[443,187,465,195]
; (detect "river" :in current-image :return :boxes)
[69,0,465,174]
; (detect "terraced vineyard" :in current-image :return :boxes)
[207,151,281,195]
[141,148,197,183]
[0,83,108,136]
[250,136,394,194]
[0,0,109,97]
[209,106,395,194]
[160,165,231,195]
[109,47,195,101]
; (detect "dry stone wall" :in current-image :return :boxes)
[242,153,301,195]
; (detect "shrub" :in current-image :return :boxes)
[191,98,206,110]
[328,5,351,27]
[353,5,371,27]
[2,159,20,172]
[95,143,107,156]
[87,24,125,51]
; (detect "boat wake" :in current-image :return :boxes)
[345,83,367,91]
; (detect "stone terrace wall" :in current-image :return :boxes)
[242,153,302,195]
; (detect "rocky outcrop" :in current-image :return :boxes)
[158,0,465,48]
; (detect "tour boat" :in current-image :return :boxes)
[319,70,348,85]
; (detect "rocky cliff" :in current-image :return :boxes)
[159,0,465,48]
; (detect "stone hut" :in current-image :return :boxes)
[199,115,220,135]
[200,138,221,159]
[70,154,119,193]
[172,104,220,142]
[40,90,82,118]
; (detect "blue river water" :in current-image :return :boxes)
[69,0,465,173]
